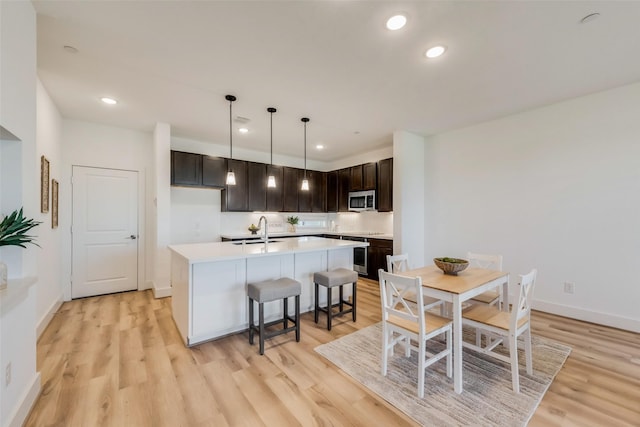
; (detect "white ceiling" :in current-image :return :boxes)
[33,1,640,162]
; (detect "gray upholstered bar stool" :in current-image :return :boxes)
[248,277,301,355]
[313,268,358,331]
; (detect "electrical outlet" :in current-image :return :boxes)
[5,362,11,386]
[563,282,575,294]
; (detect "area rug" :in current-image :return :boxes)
[315,323,571,427]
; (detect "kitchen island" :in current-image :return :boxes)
[169,236,368,346]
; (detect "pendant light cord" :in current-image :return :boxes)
[229,100,233,160]
[270,111,273,166]
[302,117,309,179]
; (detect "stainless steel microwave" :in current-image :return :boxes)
[348,190,376,212]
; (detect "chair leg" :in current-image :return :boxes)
[418,337,426,398]
[381,323,388,376]
[259,302,265,355]
[295,295,300,342]
[352,281,357,322]
[524,327,533,375]
[446,328,452,378]
[339,284,344,312]
[248,297,255,345]
[508,331,520,392]
[476,328,482,347]
[314,282,319,323]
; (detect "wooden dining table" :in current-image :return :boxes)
[403,266,509,394]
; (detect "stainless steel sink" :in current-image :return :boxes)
[232,240,282,245]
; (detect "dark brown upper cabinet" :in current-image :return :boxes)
[338,168,350,212]
[363,162,377,190]
[312,171,327,212]
[247,161,266,211]
[326,171,338,212]
[221,159,248,212]
[350,165,363,191]
[377,158,393,212]
[171,151,202,187]
[171,151,227,188]
[202,156,227,188]
[282,166,299,212]
[266,165,284,212]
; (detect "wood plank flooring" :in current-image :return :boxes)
[26,279,640,426]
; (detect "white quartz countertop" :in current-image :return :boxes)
[220,231,393,240]
[169,236,369,264]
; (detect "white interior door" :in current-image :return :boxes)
[72,166,138,299]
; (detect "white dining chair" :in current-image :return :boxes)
[461,268,537,393]
[379,269,452,398]
[467,252,504,309]
[386,254,445,313]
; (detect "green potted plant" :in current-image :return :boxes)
[286,215,299,233]
[0,208,40,290]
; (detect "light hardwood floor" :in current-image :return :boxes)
[26,279,640,426]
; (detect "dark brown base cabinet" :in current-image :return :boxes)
[367,238,393,281]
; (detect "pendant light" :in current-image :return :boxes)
[267,107,277,188]
[300,117,310,191]
[225,94,237,185]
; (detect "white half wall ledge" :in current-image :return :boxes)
[0,125,21,141]
[534,299,640,333]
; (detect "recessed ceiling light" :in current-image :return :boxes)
[238,127,249,134]
[100,97,117,105]
[316,144,324,150]
[425,45,447,58]
[386,14,407,31]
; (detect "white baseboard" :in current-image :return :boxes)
[36,295,63,339]
[7,372,41,427]
[534,299,640,333]
[152,281,172,299]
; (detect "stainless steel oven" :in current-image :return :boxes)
[342,236,367,275]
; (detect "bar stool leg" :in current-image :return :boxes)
[283,297,289,329]
[249,297,255,344]
[314,282,319,323]
[295,295,300,342]
[352,281,357,322]
[339,285,344,312]
[327,286,333,331]
[259,302,265,355]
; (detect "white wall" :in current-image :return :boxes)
[35,79,63,336]
[424,82,640,332]
[393,131,426,263]
[60,119,153,300]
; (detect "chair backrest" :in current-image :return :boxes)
[510,269,537,329]
[387,253,410,273]
[467,252,503,271]
[379,269,425,333]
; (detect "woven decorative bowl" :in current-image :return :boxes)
[434,257,469,275]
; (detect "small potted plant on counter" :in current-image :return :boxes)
[286,216,299,233]
[0,208,41,290]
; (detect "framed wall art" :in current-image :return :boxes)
[51,179,59,228]
[41,155,50,213]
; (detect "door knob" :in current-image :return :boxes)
[129,235,137,240]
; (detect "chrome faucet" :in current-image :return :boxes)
[258,215,269,243]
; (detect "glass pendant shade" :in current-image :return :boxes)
[301,117,310,191]
[225,94,236,185]
[226,171,236,185]
[267,174,276,188]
